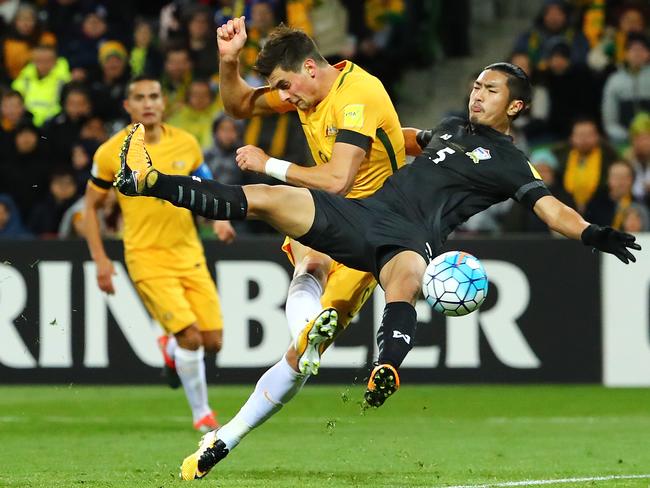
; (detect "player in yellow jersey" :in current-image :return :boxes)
[83,75,236,432]
[176,20,410,479]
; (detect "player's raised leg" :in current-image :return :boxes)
[365,250,426,407]
[114,123,315,239]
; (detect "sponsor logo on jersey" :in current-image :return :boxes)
[465,146,491,164]
[343,104,365,128]
[172,160,186,170]
[326,125,338,137]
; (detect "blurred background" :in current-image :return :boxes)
[0,0,648,239]
[0,0,648,386]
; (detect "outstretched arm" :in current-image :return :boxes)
[218,16,276,118]
[235,141,365,195]
[533,195,641,263]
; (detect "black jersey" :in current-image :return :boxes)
[373,117,551,251]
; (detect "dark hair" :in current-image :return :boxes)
[626,32,650,51]
[126,74,161,97]
[571,115,600,132]
[1,89,23,101]
[254,24,326,78]
[483,62,532,118]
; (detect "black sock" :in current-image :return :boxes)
[146,172,248,220]
[377,302,417,368]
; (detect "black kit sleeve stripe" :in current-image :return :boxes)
[375,127,399,173]
[515,180,552,209]
[90,176,113,190]
[336,129,372,152]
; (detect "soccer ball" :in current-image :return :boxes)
[422,251,488,316]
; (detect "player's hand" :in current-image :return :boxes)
[581,224,642,264]
[217,16,247,61]
[213,220,237,244]
[236,145,269,174]
[96,256,116,294]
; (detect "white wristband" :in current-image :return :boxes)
[265,157,291,182]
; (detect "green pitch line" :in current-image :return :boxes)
[0,385,649,487]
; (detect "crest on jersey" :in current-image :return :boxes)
[465,147,491,164]
[326,125,338,137]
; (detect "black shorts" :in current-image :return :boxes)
[297,189,432,279]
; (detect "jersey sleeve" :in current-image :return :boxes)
[263,89,296,114]
[89,142,117,193]
[331,80,382,152]
[499,152,551,209]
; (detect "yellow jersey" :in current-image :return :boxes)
[265,60,405,199]
[89,124,205,281]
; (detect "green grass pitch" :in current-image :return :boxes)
[1,384,649,487]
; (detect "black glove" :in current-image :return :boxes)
[581,224,642,264]
[416,129,434,149]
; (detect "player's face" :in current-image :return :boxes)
[468,70,514,132]
[268,66,318,111]
[124,80,165,127]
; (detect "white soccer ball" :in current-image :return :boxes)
[422,251,488,316]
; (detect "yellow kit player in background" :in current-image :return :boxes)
[179,19,414,478]
[83,75,236,432]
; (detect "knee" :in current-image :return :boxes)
[175,325,203,350]
[294,257,331,287]
[204,336,223,353]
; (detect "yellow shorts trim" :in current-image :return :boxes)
[135,263,223,335]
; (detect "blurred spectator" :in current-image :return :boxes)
[167,79,223,151]
[0,0,19,33]
[588,4,647,72]
[0,193,31,239]
[129,19,163,78]
[28,167,78,237]
[79,115,108,143]
[529,41,600,142]
[161,46,193,119]
[585,160,636,229]
[624,111,650,202]
[306,0,353,63]
[1,3,56,81]
[346,0,407,99]
[204,113,244,185]
[41,82,92,165]
[555,117,619,214]
[2,121,50,219]
[0,89,32,152]
[241,0,277,86]
[11,44,71,126]
[45,0,85,46]
[601,33,650,145]
[62,4,109,81]
[89,40,130,127]
[513,0,590,70]
[185,5,218,78]
[243,111,310,172]
[70,139,99,195]
[621,201,650,232]
[214,0,248,28]
[503,148,576,232]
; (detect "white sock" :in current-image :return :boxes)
[285,273,323,342]
[174,346,211,422]
[217,357,308,450]
[166,335,178,359]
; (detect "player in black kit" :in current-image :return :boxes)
[116,62,640,413]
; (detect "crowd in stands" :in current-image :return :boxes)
[0,0,648,240]
[458,0,650,236]
[0,0,432,239]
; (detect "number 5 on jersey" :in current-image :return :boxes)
[431,146,455,164]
